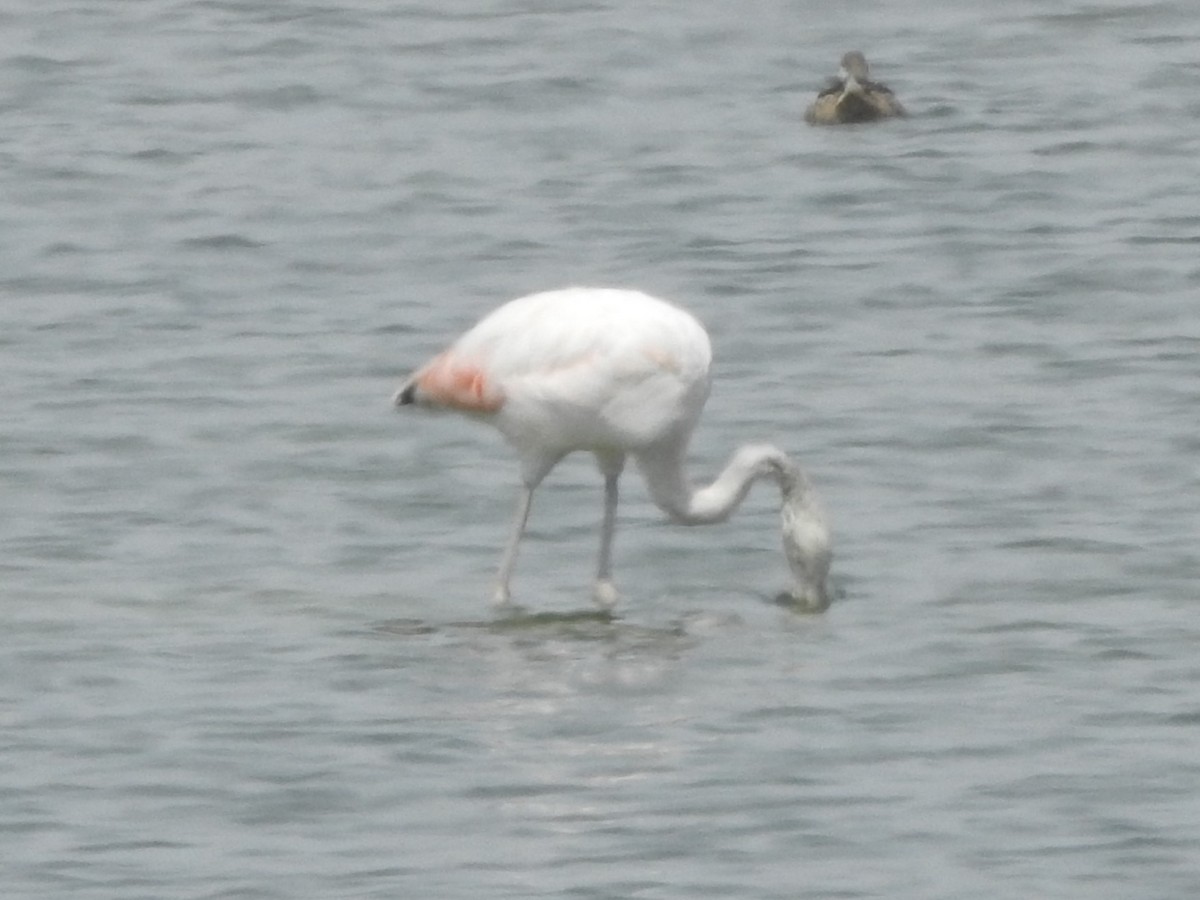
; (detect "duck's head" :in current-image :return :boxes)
[838,51,871,85]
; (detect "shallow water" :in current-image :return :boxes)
[3,1,1200,897]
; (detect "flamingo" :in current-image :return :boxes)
[393,287,832,612]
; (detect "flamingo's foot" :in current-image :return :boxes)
[492,583,513,608]
[592,579,619,611]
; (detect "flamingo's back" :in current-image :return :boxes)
[398,288,713,481]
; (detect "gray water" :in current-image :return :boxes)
[3,1,1200,897]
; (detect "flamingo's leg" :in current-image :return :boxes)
[493,485,533,607]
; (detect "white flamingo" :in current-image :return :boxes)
[393,288,832,612]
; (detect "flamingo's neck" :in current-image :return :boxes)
[635,443,831,610]
[636,444,787,525]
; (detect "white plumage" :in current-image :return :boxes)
[395,287,831,611]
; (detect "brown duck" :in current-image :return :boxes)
[805,51,906,125]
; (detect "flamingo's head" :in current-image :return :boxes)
[779,469,832,612]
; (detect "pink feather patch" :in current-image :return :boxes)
[416,354,505,412]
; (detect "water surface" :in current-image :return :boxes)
[3,1,1199,897]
